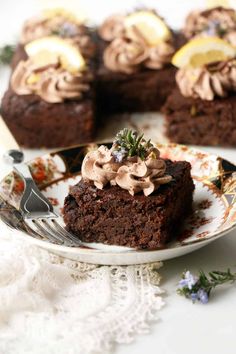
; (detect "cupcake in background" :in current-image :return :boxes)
[182,6,236,46]
[11,8,95,68]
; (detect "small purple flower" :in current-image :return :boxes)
[197,289,209,304]
[112,148,127,163]
[178,271,198,290]
[204,20,225,37]
[190,293,198,302]
[178,278,189,288]
[59,22,79,37]
[178,268,236,304]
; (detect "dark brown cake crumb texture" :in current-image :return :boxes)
[63,159,194,249]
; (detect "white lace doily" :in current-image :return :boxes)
[0,226,164,354]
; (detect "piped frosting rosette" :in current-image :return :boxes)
[82,130,172,196]
[176,59,236,100]
[183,6,236,46]
[99,10,175,73]
[172,36,236,100]
[11,36,92,103]
[20,9,95,58]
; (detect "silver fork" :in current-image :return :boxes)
[1,117,81,247]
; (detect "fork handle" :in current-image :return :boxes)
[14,163,54,216]
[0,116,24,164]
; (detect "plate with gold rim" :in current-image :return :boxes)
[0,142,236,265]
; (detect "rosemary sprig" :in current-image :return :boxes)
[177,269,236,304]
[112,129,153,162]
[0,44,15,65]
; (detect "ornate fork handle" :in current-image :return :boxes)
[0,116,81,246]
[13,163,55,219]
[1,117,55,219]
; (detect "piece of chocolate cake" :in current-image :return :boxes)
[1,36,96,148]
[96,10,179,114]
[1,89,94,148]
[163,37,236,146]
[63,129,194,249]
[163,87,236,146]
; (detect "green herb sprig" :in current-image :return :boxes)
[0,44,15,65]
[112,129,153,162]
[178,269,236,304]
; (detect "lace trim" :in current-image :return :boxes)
[0,226,164,354]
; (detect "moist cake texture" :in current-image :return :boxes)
[63,159,194,249]
[163,87,236,146]
[1,89,94,148]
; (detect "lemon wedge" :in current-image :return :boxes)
[124,11,171,46]
[40,0,87,22]
[25,36,86,73]
[172,37,236,68]
[206,0,230,8]
[43,8,82,24]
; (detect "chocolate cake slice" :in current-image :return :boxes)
[64,160,193,249]
[163,87,236,146]
[96,10,179,114]
[63,130,194,249]
[163,37,236,147]
[1,89,94,148]
[1,36,96,148]
[96,55,177,114]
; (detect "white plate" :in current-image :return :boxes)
[0,142,236,265]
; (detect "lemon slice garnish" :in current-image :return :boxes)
[40,0,87,22]
[25,36,86,73]
[206,0,230,8]
[27,73,41,85]
[124,11,171,47]
[43,8,82,24]
[172,37,236,68]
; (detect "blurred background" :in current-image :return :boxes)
[1,0,235,98]
[0,0,227,45]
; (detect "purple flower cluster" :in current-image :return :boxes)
[178,271,209,304]
[178,268,236,304]
[204,20,226,37]
[112,147,127,163]
[59,22,79,37]
[178,270,198,290]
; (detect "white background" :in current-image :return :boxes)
[0,1,236,354]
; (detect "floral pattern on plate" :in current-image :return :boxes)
[0,143,236,265]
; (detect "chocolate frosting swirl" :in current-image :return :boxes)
[183,7,236,46]
[20,16,50,44]
[98,14,125,41]
[81,146,119,189]
[103,37,149,74]
[145,42,175,69]
[20,15,95,58]
[81,145,172,196]
[176,59,236,100]
[11,59,92,103]
[100,11,174,73]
